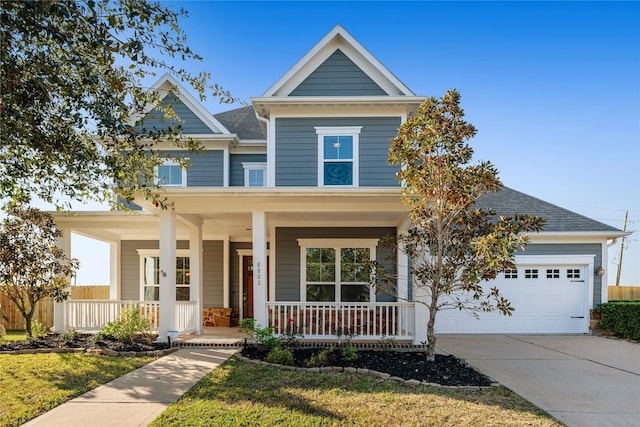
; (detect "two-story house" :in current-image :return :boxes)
[53,26,625,343]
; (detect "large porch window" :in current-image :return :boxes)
[298,239,377,303]
[138,249,190,301]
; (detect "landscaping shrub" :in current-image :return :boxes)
[30,320,49,338]
[239,318,280,349]
[594,302,640,340]
[101,307,151,343]
[304,346,334,367]
[265,347,294,366]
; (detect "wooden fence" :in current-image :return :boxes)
[1,286,110,330]
[608,286,640,301]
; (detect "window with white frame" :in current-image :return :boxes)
[138,250,190,301]
[242,162,267,187]
[298,239,377,302]
[156,160,187,187]
[315,127,361,187]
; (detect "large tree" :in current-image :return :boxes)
[373,90,545,361]
[0,207,79,336]
[1,0,235,210]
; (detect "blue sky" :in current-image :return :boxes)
[70,1,639,286]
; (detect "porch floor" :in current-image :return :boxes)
[177,327,246,347]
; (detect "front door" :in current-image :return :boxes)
[242,255,270,319]
[242,256,254,318]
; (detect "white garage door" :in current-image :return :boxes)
[435,265,587,334]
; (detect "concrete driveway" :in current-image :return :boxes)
[437,335,640,427]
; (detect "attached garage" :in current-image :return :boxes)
[435,255,595,334]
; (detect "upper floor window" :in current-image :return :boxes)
[242,162,267,187]
[156,161,187,187]
[315,126,361,187]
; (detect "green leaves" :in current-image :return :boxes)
[373,90,545,359]
[0,207,79,336]
[1,0,238,210]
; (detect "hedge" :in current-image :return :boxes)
[594,301,640,340]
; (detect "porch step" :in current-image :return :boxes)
[175,339,246,348]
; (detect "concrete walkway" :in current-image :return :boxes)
[437,335,640,427]
[23,347,238,427]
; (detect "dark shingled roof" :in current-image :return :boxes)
[214,106,265,140]
[476,187,620,233]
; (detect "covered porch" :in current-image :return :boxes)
[53,188,423,343]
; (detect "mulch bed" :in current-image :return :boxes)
[241,344,493,387]
[0,333,169,353]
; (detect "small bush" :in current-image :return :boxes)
[266,347,294,366]
[101,307,151,343]
[60,328,80,344]
[594,302,640,340]
[304,346,334,367]
[30,320,49,338]
[239,318,280,348]
[342,343,358,361]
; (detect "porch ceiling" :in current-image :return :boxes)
[53,189,409,243]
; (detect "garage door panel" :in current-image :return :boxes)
[434,264,587,334]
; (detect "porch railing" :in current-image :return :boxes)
[65,300,197,334]
[267,302,415,340]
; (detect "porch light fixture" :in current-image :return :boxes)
[596,266,605,277]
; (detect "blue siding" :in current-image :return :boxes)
[519,243,604,306]
[275,117,401,187]
[120,240,223,306]
[230,154,267,187]
[136,95,216,134]
[290,50,387,96]
[275,227,396,302]
[160,150,224,187]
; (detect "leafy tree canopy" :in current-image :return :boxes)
[0,207,79,336]
[375,89,545,361]
[1,0,235,210]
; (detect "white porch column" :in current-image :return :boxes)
[223,237,230,308]
[109,240,121,300]
[252,211,268,327]
[397,218,410,302]
[413,302,428,346]
[54,230,72,333]
[188,220,203,335]
[158,211,177,342]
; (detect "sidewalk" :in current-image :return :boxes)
[23,347,238,427]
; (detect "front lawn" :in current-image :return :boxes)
[0,353,155,427]
[152,358,561,426]
[1,330,27,341]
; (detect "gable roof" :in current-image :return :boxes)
[213,106,265,140]
[130,73,230,135]
[262,25,415,97]
[477,187,621,233]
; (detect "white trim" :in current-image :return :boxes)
[267,115,276,187]
[242,162,267,187]
[297,238,378,303]
[128,73,230,134]
[223,236,230,308]
[155,160,187,187]
[315,126,362,187]
[600,242,609,303]
[223,146,230,187]
[137,249,190,301]
[262,25,414,97]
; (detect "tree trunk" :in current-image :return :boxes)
[24,310,34,338]
[425,302,438,362]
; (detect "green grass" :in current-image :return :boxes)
[152,359,561,427]
[0,353,155,427]
[1,330,27,341]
